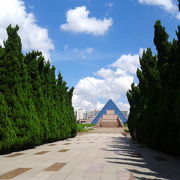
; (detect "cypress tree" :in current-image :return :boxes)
[67,87,77,137]
[0,93,17,153]
[127,6,180,154]
[1,25,41,150]
[0,25,77,153]
[24,51,49,142]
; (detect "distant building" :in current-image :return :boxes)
[75,109,84,121]
[86,110,99,123]
[74,109,100,124]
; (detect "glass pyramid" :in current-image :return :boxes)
[92,99,127,124]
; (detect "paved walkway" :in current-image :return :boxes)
[0,128,180,180]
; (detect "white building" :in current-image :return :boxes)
[75,109,84,121]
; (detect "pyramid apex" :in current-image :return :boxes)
[107,99,115,104]
[108,99,113,102]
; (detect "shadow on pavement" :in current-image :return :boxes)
[105,136,180,180]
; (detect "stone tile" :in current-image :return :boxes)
[87,165,103,173]
[12,166,46,180]
[83,173,101,179]
[35,151,49,155]
[30,171,55,180]
[0,168,31,179]
[63,143,70,145]
[54,169,72,175]
[48,173,68,180]
[44,162,66,171]
[65,172,85,180]
[101,173,118,180]
[58,149,69,152]
[48,144,56,146]
[6,153,25,158]
[0,129,180,180]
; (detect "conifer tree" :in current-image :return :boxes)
[0,25,77,153]
[0,25,40,150]
[127,4,180,154]
[24,51,49,142]
[0,93,16,152]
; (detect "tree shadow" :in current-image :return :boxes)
[105,136,180,180]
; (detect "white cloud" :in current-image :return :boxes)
[72,49,143,112]
[0,0,54,60]
[73,94,104,110]
[73,73,133,111]
[60,6,113,35]
[110,54,139,74]
[138,0,180,19]
[117,102,130,112]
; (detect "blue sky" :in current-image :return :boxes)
[0,0,179,111]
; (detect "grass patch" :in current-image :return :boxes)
[124,128,129,133]
[77,124,94,132]
[123,127,129,133]
[123,121,128,127]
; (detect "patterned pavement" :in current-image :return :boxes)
[0,128,179,180]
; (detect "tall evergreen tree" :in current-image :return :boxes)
[0,25,77,153]
[127,5,180,154]
[0,93,16,152]
[0,25,40,151]
[24,51,49,142]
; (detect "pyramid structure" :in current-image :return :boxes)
[92,99,126,127]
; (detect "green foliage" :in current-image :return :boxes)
[127,19,180,155]
[123,122,128,127]
[0,25,77,153]
[124,128,129,133]
[77,124,94,132]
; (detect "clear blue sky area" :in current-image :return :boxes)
[24,0,179,86]
[6,0,176,110]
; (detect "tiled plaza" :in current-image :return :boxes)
[0,128,180,180]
